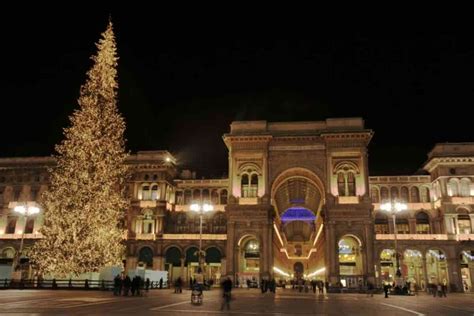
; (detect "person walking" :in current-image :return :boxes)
[366,281,374,297]
[159,277,163,289]
[220,277,233,311]
[383,283,389,298]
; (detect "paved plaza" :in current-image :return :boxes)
[0,288,473,315]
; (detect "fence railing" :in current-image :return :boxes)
[0,278,168,290]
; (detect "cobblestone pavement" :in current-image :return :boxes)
[0,288,473,315]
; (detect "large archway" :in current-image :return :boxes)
[165,247,182,282]
[270,168,325,273]
[236,235,260,287]
[205,247,223,285]
[338,235,363,288]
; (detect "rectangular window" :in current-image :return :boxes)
[416,224,430,234]
[396,224,410,234]
[458,219,472,234]
[6,216,17,234]
[375,224,389,234]
[25,218,35,234]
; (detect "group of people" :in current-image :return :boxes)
[113,274,164,296]
[290,279,326,294]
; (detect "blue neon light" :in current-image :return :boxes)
[281,207,316,222]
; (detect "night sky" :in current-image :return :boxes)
[1,12,473,178]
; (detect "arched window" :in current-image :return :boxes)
[250,174,258,197]
[421,187,431,202]
[347,172,356,196]
[460,178,471,197]
[177,213,187,233]
[138,247,153,268]
[395,218,409,234]
[6,216,16,234]
[176,191,184,205]
[410,187,420,203]
[211,189,219,205]
[202,189,210,203]
[390,187,399,201]
[380,187,389,202]
[142,185,151,200]
[416,212,430,234]
[165,247,182,267]
[142,210,154,234]
[241,174,250,197]
[193,189,201,203]
[184,190,192,204]
[400,186,409,203]
[375,213,389,234]
[370,187,380,203]
[213,212,226,234]
[337,172,345,196]
[220,189,228,205]
[151,185,159,200]
[25,218,35,234]
[448,178,459,197]
[458,214,472,234]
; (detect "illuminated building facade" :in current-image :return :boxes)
[0,118,473,292]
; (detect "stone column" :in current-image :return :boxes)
[0,215,7,233]
[470,214,474,233]
[159,183,167,200]
[388,218,395,234]
[180,257,185,279]
[225,221,235,277]
[126,256,137,272]
[447,257,462,292]
[327,222,338,284]
[364,222,375,282]
[444,215,455,235]
[153,256,162,270]
[421,256,429,292]
[408,218,417,234]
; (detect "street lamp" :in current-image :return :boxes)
[190,203,213,274]
[12,204,40,280]
[380,201,407,279]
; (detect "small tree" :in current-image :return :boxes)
[30,21,128,277]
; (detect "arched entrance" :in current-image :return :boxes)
[294,262,304,279]
[237,235,260,287]
[426,249,448,286]
[403,249,423,289]
[185,246,199,282]
[205,247,222,285]
[380,248,396,283]
[460,250,474,292]
[165,247,182,282]
[138,247,153,268]
[338,235,363,288]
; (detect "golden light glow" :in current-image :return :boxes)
[307,267,326,278]
[280,248,317,260]
[273,223,284,247]
[312,223,324,246]
[273,266,290,277]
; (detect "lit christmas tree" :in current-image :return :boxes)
[30,21,128,277]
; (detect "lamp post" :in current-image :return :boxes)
[12,204,40,281]
[380,201,407,280]
[190,203,213,274]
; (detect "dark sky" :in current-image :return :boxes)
[1,12,473,178]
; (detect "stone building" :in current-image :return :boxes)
[0,118,473,292]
